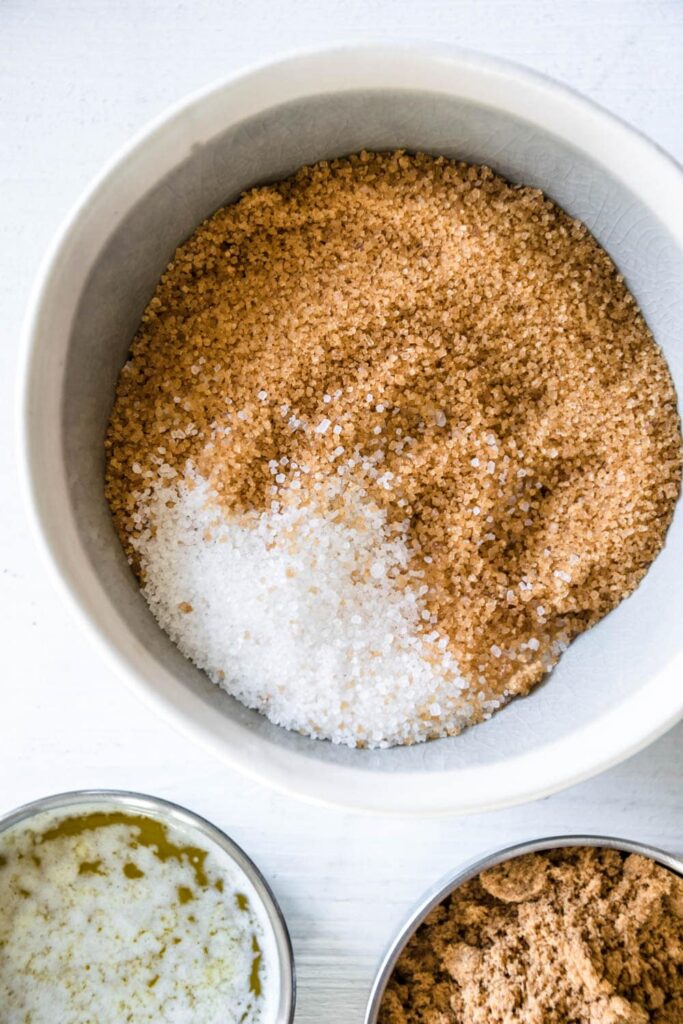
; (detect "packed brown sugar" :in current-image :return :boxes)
[105,150,682,748]
[379,847,683,1024]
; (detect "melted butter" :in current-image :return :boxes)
[78,860,105,876]
[236,890,264,995]
[177,885,194,904]
[1,808,269,1021]
[123,862,145,879]
[250,935,262,997]
[39,812,209,888]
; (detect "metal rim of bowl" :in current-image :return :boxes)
[364,833,683,1023]
[0,788,296,1024]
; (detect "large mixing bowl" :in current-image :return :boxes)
[20,45,683,814]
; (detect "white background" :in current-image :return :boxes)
[2,2,682,1021]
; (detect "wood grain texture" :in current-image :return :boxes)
[1,2,682,1021]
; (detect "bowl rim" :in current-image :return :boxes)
[364,832,683,1022]
[18,42,683,816]
[0,788,296,1023]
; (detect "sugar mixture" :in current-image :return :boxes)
[379,846,683,1024]
[105,150,681,748]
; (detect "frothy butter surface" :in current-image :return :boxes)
[0,805,273,1023]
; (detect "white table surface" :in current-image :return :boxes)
[2,2,682,1020]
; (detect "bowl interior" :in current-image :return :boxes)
[33,79,683,794]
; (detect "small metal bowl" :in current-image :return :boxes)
[0,789,295,1023]
[365,833,683,1023]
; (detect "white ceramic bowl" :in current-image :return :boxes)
[20,45,683,815]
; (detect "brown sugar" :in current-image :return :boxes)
[379,847,683,1024]
[105,150,682,741]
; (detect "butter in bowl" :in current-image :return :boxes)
[0,790,295,1024]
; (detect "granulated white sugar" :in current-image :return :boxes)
[133,468,474,748]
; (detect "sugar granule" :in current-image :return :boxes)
[133,472,471,747]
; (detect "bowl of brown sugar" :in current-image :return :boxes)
[21,46,683,813]
[366,836,683,1024]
